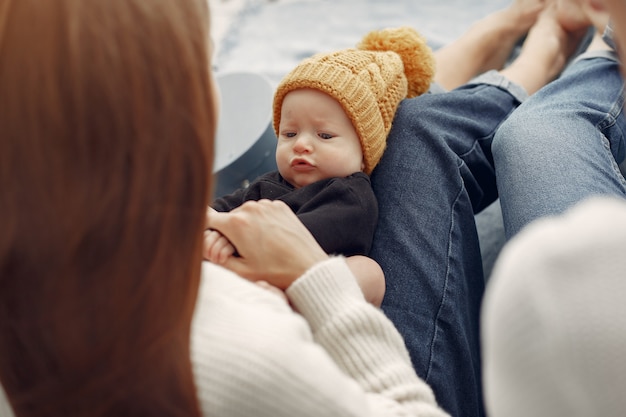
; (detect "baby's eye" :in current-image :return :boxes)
[319,132,333,140]
[283,132,296,138]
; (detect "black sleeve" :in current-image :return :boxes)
[212,172,287,212]
[211,186,249,212]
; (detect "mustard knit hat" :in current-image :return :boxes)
[273,26,435,175]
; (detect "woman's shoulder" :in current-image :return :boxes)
[191,262,326,415]
[195,261,296,319]
[192,261,315,360]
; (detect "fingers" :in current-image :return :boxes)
[206,200,328,289]
[203,229,235,264]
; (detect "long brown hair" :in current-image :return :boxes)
[0,0,215,415]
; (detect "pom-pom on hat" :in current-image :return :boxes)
[273,26,435,174]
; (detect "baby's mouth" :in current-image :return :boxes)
[291,158,315,170]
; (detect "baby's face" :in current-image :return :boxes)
[276,88,364,189]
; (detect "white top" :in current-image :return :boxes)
[0,257,448,417]
[482,196,626,417]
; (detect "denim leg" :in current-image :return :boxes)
[493,53,626,239]
[370,73,525,417]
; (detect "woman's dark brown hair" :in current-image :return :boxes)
[0,0,216,415]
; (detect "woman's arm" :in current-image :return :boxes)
[205,200,449,416]
[287,257,447,415]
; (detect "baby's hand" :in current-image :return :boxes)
[204,229,236,264]
[346,256,386,307]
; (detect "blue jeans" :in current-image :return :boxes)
[493,52,626,239]
[370,72,527,417]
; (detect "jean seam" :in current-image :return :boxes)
[459,134,497,160]
[425,180,464,380]
[595,77,626,187]
[600,132,626,188]
[596,77,625,132]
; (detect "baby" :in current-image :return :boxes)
[205,27,435,306]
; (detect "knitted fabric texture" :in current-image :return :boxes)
[273,26,435,174]
[482,197,626,417]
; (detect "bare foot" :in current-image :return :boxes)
[434,0,547,90]
[501,4,589,94]
[556,0,592,31]
[477,0,549,71]
[556,0,608,33]
[504,0,550,33]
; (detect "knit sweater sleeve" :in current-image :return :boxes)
[192,259,449,417]
[287,258,448,416]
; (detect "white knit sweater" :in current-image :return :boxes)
[191,257,447,416]
[0,257,448,416]
[482,197,626,417]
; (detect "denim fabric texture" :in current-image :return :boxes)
[370,73,525,417]
[493,54,626,238]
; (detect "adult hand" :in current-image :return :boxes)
[206,199,329,289]
[203,229,236,264]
